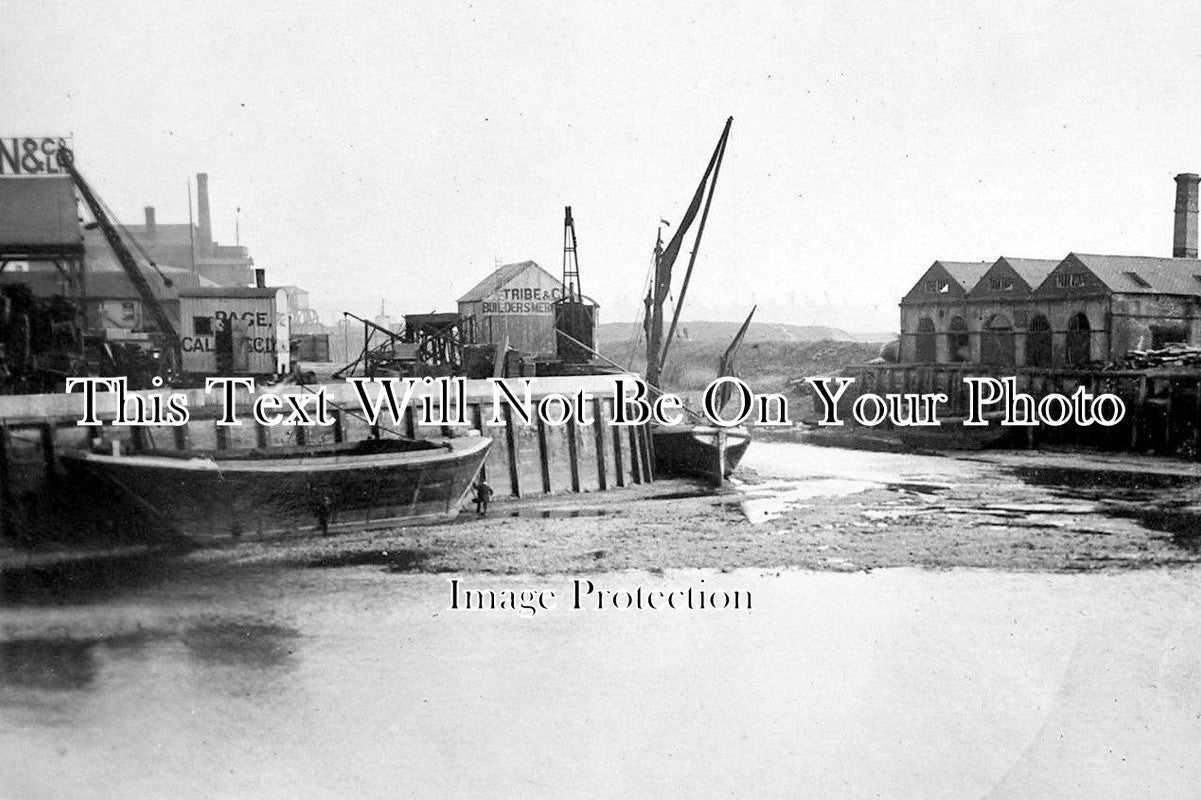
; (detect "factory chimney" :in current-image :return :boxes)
[144,206,156,238]
[196,172,212,255]
[1173,173,1199,258]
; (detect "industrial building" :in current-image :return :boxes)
[123,173,256,287]
[0,152,299,384]
[457,260,578,358]
[899,173,1201,367]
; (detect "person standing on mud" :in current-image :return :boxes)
[316,496,333,535]
[473,478,493,516]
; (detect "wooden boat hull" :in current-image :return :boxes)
[60,436,492,541]
[652,425,751,484]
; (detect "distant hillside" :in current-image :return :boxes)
[843,331,898,344]
[597,334,885,393]
[598,320,854,346]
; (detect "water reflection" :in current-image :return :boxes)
[0,554,183,607]
[0,618,300,712]
[181,621,300,669]
[1012,464,1201,551]
[309,548,428,570]
[0,638,97,691]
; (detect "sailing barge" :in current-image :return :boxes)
[61,435,491,541]
[640,116,752,484]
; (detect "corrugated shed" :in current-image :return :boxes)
[0,176,83,250]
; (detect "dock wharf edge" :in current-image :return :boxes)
[843,362,1201,459]
[0,374,655,544]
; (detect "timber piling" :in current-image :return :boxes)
[0,375,654,545]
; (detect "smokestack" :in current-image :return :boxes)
[144,206,156,237]
[196,172,212,255]
[254,268,266,288]
[1174,173,1199,258]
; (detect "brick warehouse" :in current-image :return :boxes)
[899,173,1201,367]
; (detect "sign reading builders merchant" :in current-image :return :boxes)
[0,136,73,176]
[481,286,564,315]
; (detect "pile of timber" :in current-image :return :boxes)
[1124,344,1201,369]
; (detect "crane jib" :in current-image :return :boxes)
[56,147,184,373]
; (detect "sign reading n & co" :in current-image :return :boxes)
[0,136,73,176]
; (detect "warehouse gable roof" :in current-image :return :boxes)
[997,257,1060,288]
[902,260,992,301]
[1052,253,1201,296]
[937,260,992,289]
[457,260,558,303]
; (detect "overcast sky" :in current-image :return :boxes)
[5,1,1201,332]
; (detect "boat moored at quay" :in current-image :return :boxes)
[61,435,492,541]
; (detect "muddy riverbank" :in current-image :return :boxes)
[4,442,1201,579]
[112,442,1201,576]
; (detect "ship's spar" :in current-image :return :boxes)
[644,116,733,388]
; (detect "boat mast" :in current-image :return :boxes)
[643,116,733,389]
[659,117,732,373]
[644,230,666,387]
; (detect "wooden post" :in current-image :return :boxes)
[40,423,57,492]
[1164,378,1175,454]
[173,421,189,450]
[641,425,655,482]
[628,428,644,484]
[611,407,627,488]
[592,397,608,491]
[565,417,580,493]
[0,424,13,541]
[1131,375,1148,451]
[536,415,552,494]
[1194,379,1201,461]
[503,403,521,497]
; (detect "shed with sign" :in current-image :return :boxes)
[457,260,590,358]
[178,287,290,377]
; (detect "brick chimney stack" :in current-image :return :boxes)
[144,206,156,238]
[196,172,212,255]
[1173,173,1199,258]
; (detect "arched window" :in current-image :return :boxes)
[981,314,1015,366]
[947,316,969,363]
[1067,312,1091,365]
[1027,314,1052,367]
[915,317,937,362]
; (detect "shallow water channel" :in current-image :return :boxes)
[3,558,1201,798]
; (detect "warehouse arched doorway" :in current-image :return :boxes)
[981,314,1015,366]
[947,316,970,363]
[1026,314,1052,367]
[915,317,936,362]
[1067,312,1092,365]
